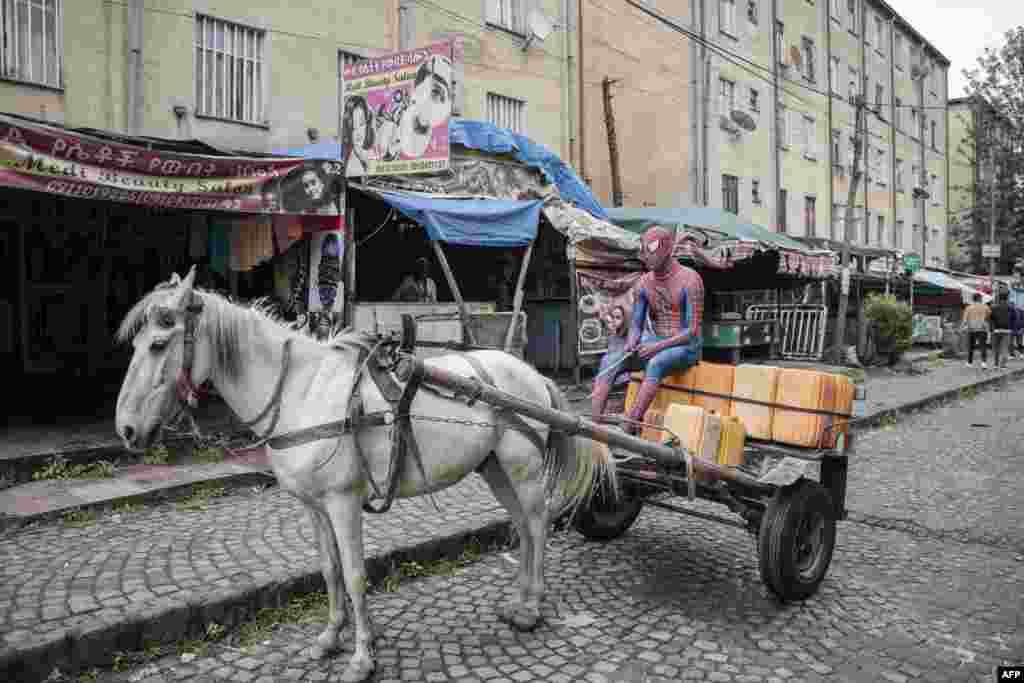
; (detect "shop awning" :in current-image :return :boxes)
[604,206,816,253]
[362,187,542,247]
[913,269,991,303]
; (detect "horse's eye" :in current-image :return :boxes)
[157,311,176,329]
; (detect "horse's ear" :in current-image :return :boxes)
[181,264,197,291]
[169,272,181,286]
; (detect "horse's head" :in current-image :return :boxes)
[115,266,214,451]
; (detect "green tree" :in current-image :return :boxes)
[953,28,1024,274]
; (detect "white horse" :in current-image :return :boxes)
[114,267,616,682]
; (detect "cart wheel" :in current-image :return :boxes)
[757,480,836,601]
[572,485,643,541]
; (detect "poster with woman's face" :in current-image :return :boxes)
[308,230,345,313]
[275,161,345,215]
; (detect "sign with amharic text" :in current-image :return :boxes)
[0,114,344,217]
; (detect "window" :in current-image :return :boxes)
[776,21,785,66]
[831,203,841,240]
[895,219,904,248]
[909,43,920,70]
[831,0,841,20]
[747,0,758,24]
[874,14,884,48]
[910,108,918,136]
[829,57,840,93]
[877,215,885,245]
[803,115,816,158]
[875,83,884,108]
[802,37,815,82]
[911,164,919,189]
[896,158,904,191]
[778,189,788,233]
[848,67,859,104]
[1,0,62,87]
[848,135,857,172]
[777,103,790,147]
[486,0,524,33]
[894,34,903,70]
[875,148,886,185]
[195,15,265,124]
[719,77,735,115]
[894,97,902,129]
[831,129,841,166]
[749,87,759,112]
[722,174,739,214]
[487,93,525,133]
[930,120,937,149]
[805,196,817,236]
[847,0,857,32]
[931,174,939,203]
[865,11,872,45]
[752,178,761,204]
[719,0,737,36]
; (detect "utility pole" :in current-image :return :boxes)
[832,96,866,364]
[915,62,928,274]
[990,137,997,292]
[602,76,624,207]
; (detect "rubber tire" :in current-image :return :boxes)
[757,480,837,602]
[572,486,643,541]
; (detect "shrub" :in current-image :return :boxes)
[863,293,913,353]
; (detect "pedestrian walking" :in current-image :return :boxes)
[989,292,1012,368]
[962,293,991,369]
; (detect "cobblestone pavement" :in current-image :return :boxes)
[77,377,1024,683]
[847,377,1024,553]
[0,478,505,666]
[84,503,1023,683]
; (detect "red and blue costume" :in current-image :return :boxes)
[591,226,705,433]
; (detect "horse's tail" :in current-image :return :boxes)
[541,378,618,525]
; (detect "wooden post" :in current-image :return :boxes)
[832,96,866,363]
[504,239,535,353]
[602,76,624,207]
[430,239,476,345]
[569,259,582,385]
[344,204,356,328]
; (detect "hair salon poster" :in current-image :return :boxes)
[308,230,345,313]
[341,41,458,177]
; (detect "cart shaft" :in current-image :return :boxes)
[398,356,773,493]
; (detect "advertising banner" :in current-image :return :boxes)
[575,268,645,357]
[0,114,345,218]
[342,41,456,177]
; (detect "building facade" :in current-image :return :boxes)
[693,0,949,266]
[0,1,571,154]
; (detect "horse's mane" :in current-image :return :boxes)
[116,284,377,380]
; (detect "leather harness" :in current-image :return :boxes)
[172,296,548,516]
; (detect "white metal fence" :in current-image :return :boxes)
[746,304,829,360]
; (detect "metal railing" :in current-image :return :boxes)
[746,304,829,360]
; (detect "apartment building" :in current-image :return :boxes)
[947,97,1012,271]
[696,0,949,266]
[0,0,571,154]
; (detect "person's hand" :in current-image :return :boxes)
[637,343,659,360]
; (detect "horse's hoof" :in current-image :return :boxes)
[498,603,541,632]
[339,656,375,682]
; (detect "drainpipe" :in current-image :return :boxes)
[577,0,586,184]
[889,15,897,252]
[825,1,833,240]
[398,0,412,50]
[696,0,708,205]
[860,0,868,243]
[563,0,574,165]
[126,0,144,134]
[771,0,780,229]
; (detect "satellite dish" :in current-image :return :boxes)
[522,10,554,51]
[731,109,756,132]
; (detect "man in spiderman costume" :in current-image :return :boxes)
[591,225,704,434]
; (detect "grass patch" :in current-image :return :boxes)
[878,413,898,430]
[960,386,978,401]
[62,509,98,528]
[379,539,484,594]
[33,456,116,481]
[838,367,867,384]
[236,593,329,650]
[112,499,142,515]
[175,483,226,512]
[191,445,226,464]
[142,445,170,465]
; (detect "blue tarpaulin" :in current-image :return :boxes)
[368,188,542,247]
[271,121,606,222]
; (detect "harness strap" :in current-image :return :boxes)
[456,353,548,458]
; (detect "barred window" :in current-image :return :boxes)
[486,0,524,34]
[486,93,525,134]
[195,15,265,124]
[1,0,61,87]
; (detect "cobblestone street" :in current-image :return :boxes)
[74,380,1024,683]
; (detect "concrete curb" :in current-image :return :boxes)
[0,470,277,534]
[0,519,516,683]
[851,366,1024,431]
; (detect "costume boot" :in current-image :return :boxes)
[624,379,660,435]
[591,379,614,418]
